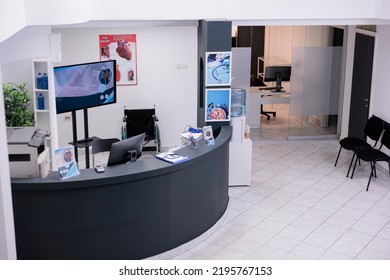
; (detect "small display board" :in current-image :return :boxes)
[55,145,80,179]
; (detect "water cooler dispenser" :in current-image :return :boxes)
[229,88,252,186]
[230,88,247,117]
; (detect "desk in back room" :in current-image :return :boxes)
[246,86,291,128]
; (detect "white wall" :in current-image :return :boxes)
[0,26,51,85]
[1,0,386,43]
[265,26,293,64]
[370,25,390,157]
[26,0,380,23]
[0,0,25,44]
[0,67,17,260]
[24,0,90,26]
[0,26,51,260]
[53,26,198,148]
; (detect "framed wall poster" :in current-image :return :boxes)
[205,51,231,87]
[205,88,231,122]
[99,34,138,86]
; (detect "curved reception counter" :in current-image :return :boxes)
[11,126,232,260]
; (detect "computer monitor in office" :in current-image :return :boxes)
[107,133,145,166]
[263,65,291,92]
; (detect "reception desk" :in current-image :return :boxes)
[11,126,232,260]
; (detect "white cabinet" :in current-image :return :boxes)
[32,58,59,171]
[229,116,252,186]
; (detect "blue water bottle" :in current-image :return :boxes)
[36,72,42,89]
[37,93,45,110]
[42,73,48,89]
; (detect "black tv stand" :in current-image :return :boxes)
[69,109,99,169]
[77,138,93,144]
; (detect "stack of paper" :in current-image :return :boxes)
[155,152,189,164]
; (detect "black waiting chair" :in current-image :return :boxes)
[351,127,390,191]
[91,138,120,167]
[124,107,161,153]
[334,115,385,177]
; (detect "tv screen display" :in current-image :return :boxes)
[54,60,116,114]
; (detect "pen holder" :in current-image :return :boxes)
[190,137,198,149]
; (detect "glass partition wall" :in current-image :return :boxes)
[288,46,342,139]
[256,26,344,140]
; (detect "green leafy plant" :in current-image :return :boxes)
[2,82,35,127]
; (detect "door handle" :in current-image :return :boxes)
[361,97,369,102]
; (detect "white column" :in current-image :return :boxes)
[0,68,17,260]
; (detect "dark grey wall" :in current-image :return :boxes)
[197,20,232,129]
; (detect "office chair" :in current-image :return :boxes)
[260,103,276,120]
[251,75,277,120]
[91,138,120,167]
[124,107,161,153]
[250,74,265,87]
[334,115,385,177]
[350,126,390,191]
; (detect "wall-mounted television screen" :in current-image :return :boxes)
[54,60,116,114]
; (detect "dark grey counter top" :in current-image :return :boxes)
[11,126,232,259]
[12,126,232,190]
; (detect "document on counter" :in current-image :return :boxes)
[155,152,189,164]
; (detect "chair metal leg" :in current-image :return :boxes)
[366,161,375,191]
[373,161,377,178]
[388,161,390,176]
[347,153,356,178]
[350,154,359,179]
[334,146,342,167]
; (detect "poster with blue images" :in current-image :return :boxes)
[55,146,80,180]
[205,88,231,122]
[205,51,231,87]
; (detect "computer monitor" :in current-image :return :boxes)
[263,65,291,92]
[107,133,145,166]
[54,60,117,114]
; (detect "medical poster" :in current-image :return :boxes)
[205,88,231,122]
[55,146,80,180]
[99,34,138,86]
[205,51,231,87]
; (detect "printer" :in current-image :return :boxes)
[7,127,50,178]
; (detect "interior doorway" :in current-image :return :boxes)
[348,31,375,139]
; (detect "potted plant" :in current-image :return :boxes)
[2,82,35,127]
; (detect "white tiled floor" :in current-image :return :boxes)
[80,114,390,260]
[172,134,390,260]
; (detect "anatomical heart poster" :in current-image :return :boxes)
[99,34,138,86]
